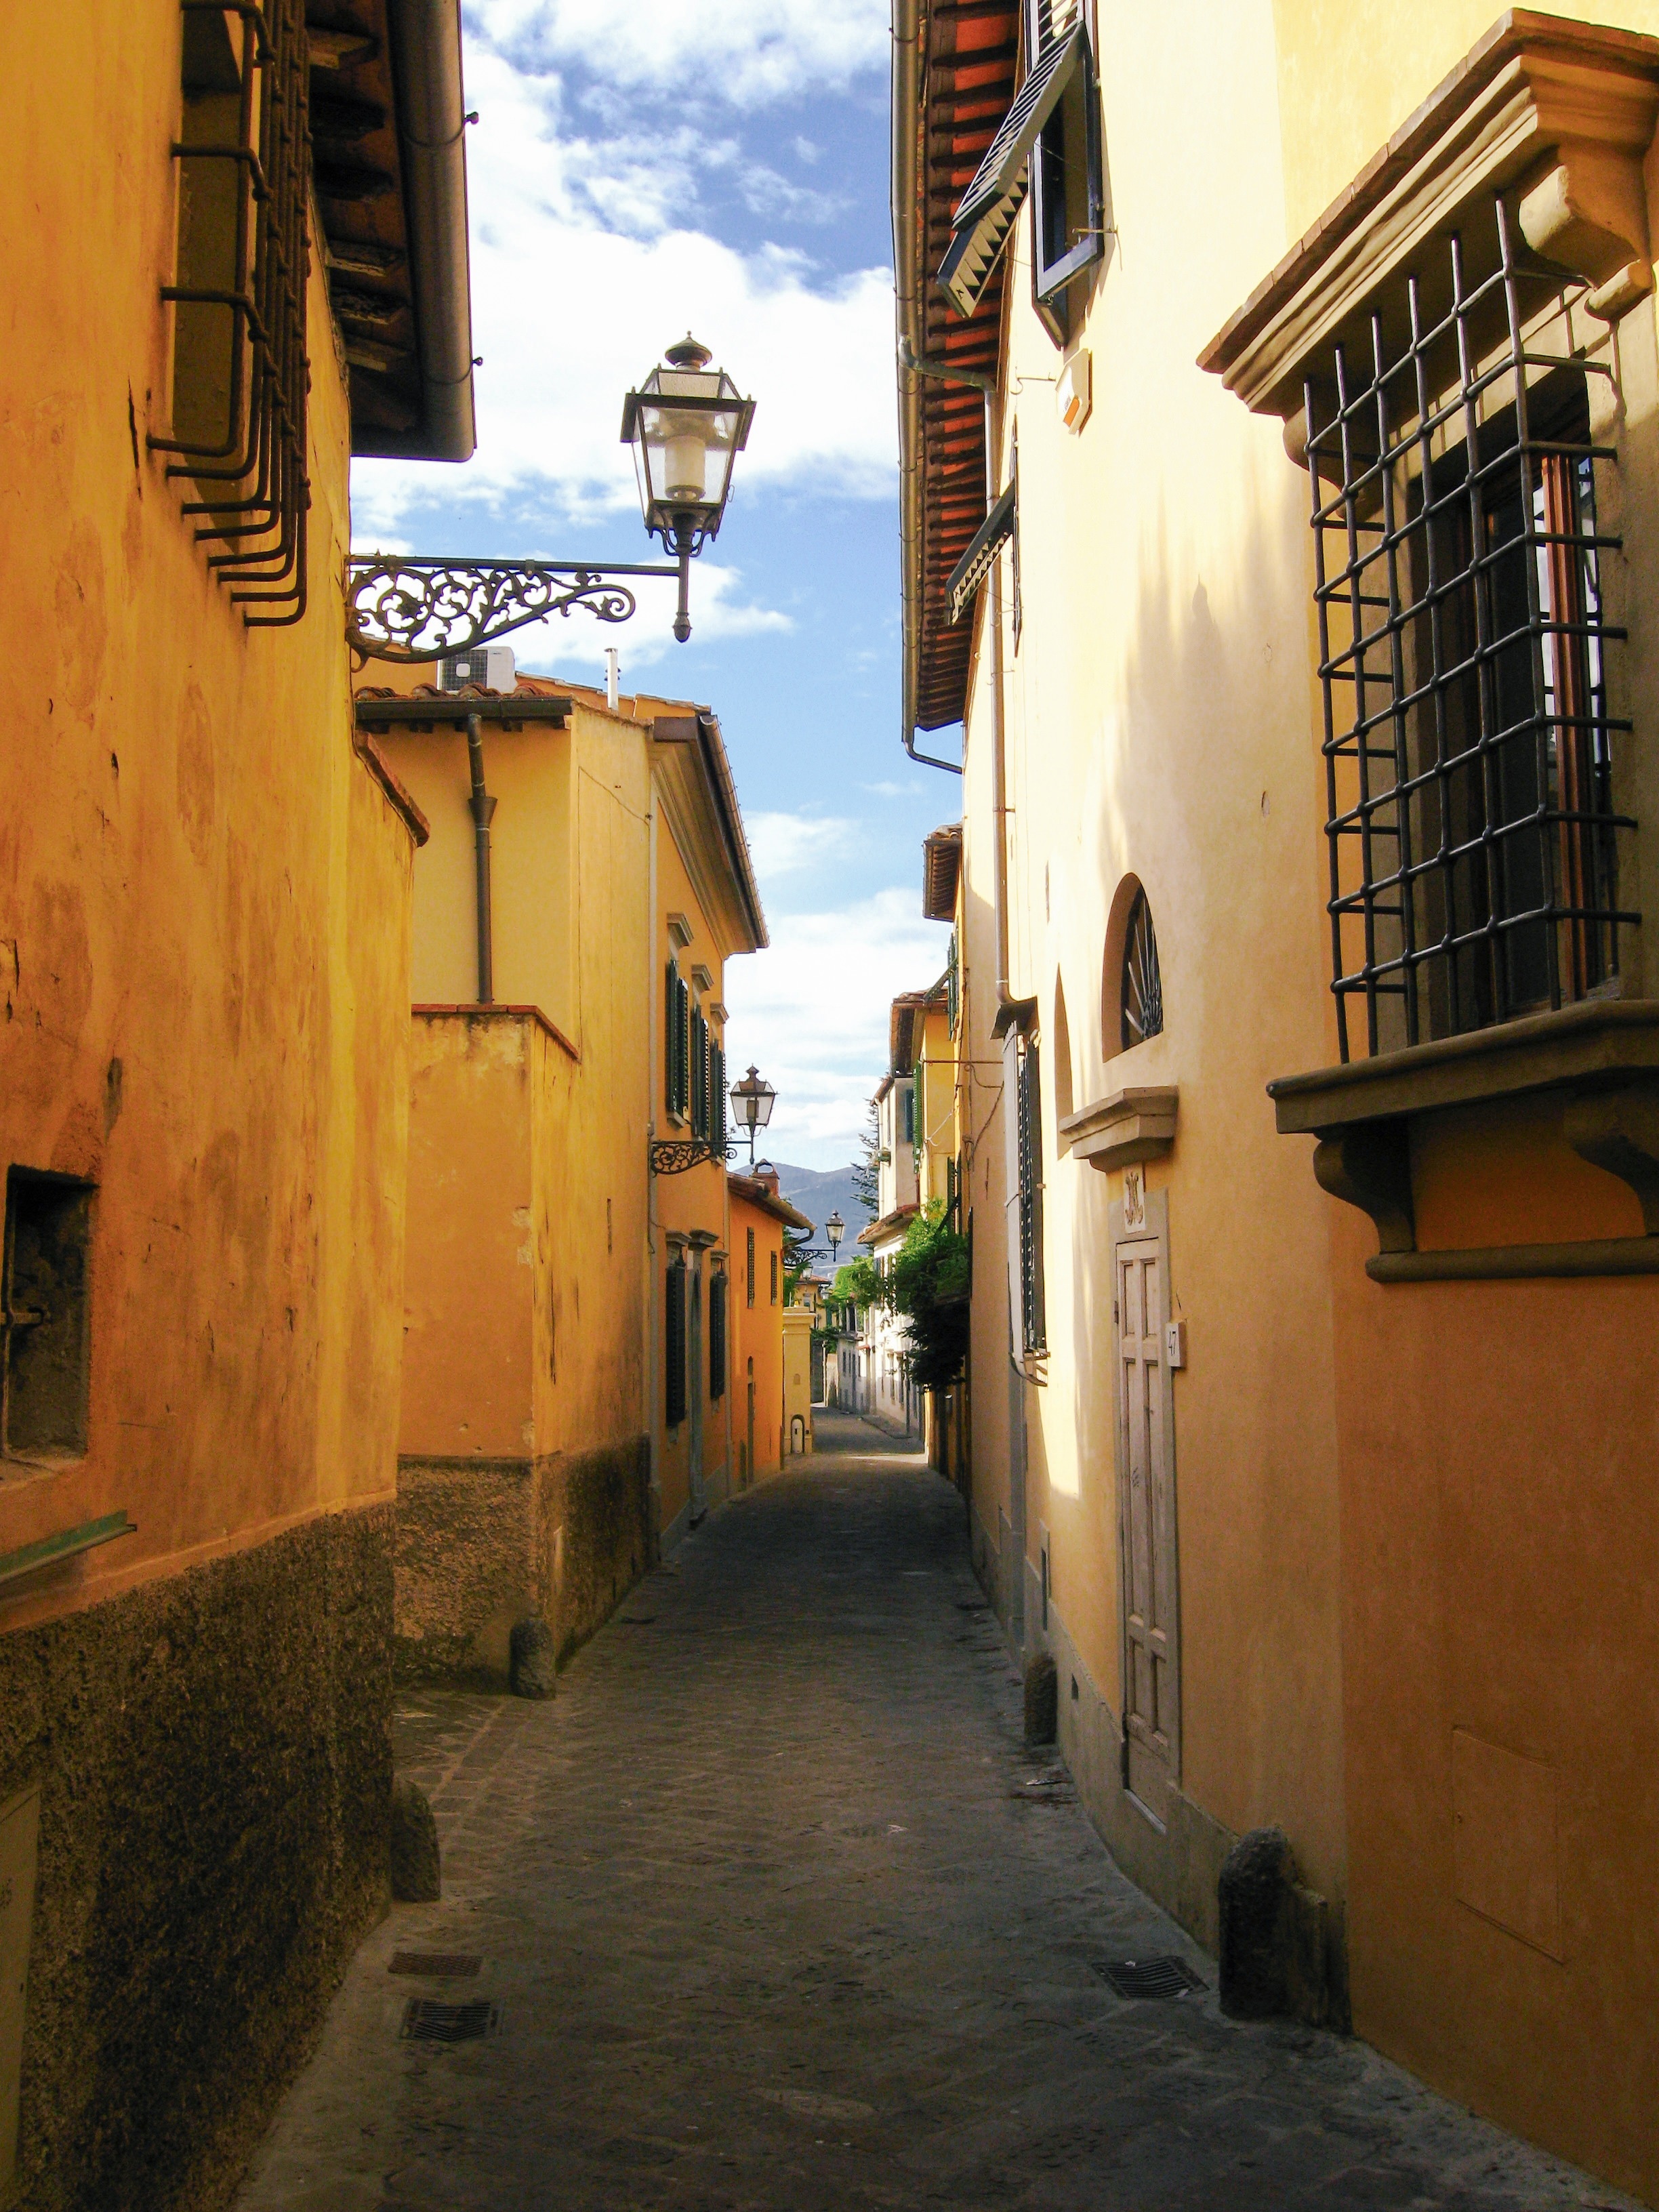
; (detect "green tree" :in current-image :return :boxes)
[882,1201,970,1392]
[832,1256,880,1312]
[850,1100,880,1220]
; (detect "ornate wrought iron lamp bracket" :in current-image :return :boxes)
[649,1135,735,1176]
[346,554,684,664]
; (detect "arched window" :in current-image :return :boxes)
[1120,887,1164,1048]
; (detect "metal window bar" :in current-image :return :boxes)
[709,1273,727,1400]
[1017,1040,1046,1354]
[1305,192,1635,1060]
[152,0,311,625]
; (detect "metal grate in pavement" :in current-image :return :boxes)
[401,1997,501,2043]
[389,1952,481,1978]
[1093,1955,1205,2000]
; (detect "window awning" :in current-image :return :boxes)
[937,23,1085,319]
[947,482,1016,623]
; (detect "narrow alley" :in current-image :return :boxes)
[236,1417,1629,2212]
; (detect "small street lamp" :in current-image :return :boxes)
[347,337,755,662]
[729,1065,776,1169]
[826,1211,844,1267]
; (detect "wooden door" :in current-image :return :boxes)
[1118,1239,1176,1818]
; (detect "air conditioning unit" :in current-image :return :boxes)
[438,644,516,693]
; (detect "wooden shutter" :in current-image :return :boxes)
[691,1007,708,1137]
[746,1227,756,1307]
[714,1045,726,1152]
[709,1273,727,1399]
[665,1263,687,1427]
[665,959,680,1114]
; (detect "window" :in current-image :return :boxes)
[709,1273,727,1400]
[712,1044,726,1153]
[691,1004,709,1138]
[1120,888,1164,1050]
[3,1172,95,1463]
[746,1227,756,1308]
[947,933,960,1040]
[665,1261,687,1428]
[1307,195,1632,1059]
[770,1249,779,1305]
[665,958,691,1117]
[1017,1038,1046,1355]
[1026,0,1103,338]
[153,0,310,623]
[902,1084,916,1147]
[937,0,1097,321]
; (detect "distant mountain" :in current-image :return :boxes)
[763,1161,868,1258]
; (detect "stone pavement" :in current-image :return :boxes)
[234,1414,1639,2212]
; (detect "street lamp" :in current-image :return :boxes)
[729,1065,776,1168]
[621,336,756,642]
[346,337,756,661]
[826,1211,844,1267]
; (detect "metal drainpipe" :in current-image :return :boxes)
[465,711,497,1002]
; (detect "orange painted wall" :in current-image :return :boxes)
[0,0,413,1625]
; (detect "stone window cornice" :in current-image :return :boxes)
[1200,11,1659,422]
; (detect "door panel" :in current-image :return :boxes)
[1118,1238,1175,1818]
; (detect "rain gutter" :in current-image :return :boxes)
[388,0,476,461]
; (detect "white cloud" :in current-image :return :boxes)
[743,811,857,878]
[467,0,890,108]
[351,45,896,539]
[721,888,951,1166]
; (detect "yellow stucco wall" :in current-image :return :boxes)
[387,700,654,1473]
[946,4,1659,2194]
[0,0,413,1627]
[729,1188,786,1484]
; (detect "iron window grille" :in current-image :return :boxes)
[947,933,960,1040]
[746,1227,756,1309]
[709,1273,727,1400]
[665,1263,687,1429]
[154,0,312,624]
[1120,888,1164,1050]
[1307,193,1635,1061]
[1016,1037,1046,1355]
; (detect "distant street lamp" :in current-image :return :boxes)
[729,1065,777,1169]
[346,336,755,661]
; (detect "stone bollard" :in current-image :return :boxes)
[1023,1651,1058,1746]
[510,1616,558,1700]
[1218,1825,1331,2026]
[390,1778,441,1903]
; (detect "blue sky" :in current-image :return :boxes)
[352,0,956,1170]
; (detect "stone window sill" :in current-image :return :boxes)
[1269,1001,1659,1280]
[1059,1086,1178,1171]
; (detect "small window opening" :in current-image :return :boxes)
[1120,889,1164,1049]
[3,1171,95,1464]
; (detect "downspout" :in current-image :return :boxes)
[465,712,496,1002]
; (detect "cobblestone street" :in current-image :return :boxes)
[236,1416,1636,2212]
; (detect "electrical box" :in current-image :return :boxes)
[1164,1319,1187,1370]
[1057,348,1092,434]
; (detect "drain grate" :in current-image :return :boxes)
[401,1997,501,2044]
[388,1952,481,1978]
[1094,1955,1206,2001]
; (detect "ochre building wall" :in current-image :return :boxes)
[0,4,415,2204]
